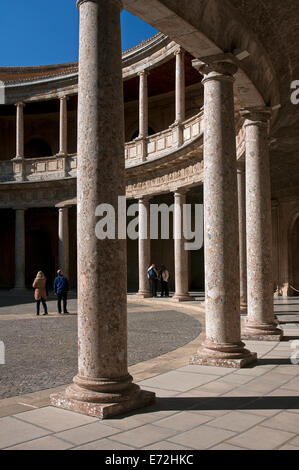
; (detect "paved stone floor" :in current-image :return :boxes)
[0,292,202,399]
[0,296,298,450]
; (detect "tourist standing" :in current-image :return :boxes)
[33,271,48,316]
[54,269,69,314]
[147,264,159,297]
[160,265,170,297]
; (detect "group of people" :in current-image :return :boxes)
[33,269,69,316]
[147,264,170,298]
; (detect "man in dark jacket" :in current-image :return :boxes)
[54,269,69,314]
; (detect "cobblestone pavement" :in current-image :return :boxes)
[0,294,202,399]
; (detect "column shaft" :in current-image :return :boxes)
[59,96,68,156]
[173,191,191,301]
[15,103,25,159]
[58,207,69,279]
[237,166,247,314]
[242,108,282,340]
[175,48,185,124]
[51,0,154,419]
[14,209,26,290]
[190,59,256,368]
[137,197,151,298]
[138,71,148,139]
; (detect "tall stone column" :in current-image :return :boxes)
[136,70,148,161]
[137,197,151,298]
[237,165,247,314]
[51,0,154,419]
[172,48,185,147]
[58,207,69,279]
[172,190,192,301]
[241,108,282,340]
[15,102,25,159]
[14,208,26,290]
[138,70,148,139]
[190,59,256,368]
[58,96,68,156]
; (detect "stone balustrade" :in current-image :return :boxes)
[0,110,245,184]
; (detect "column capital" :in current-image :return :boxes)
[192,58,238,82]
[174,46,185,56]
[77,0,122,9]
[15,102,25,108]
[173,188,188,197]
[58,94,69,102]
[137,69,149,77]
[138,195,151,204]
[240,106,272,127]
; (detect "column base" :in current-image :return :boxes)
[136,290,152,299]
[190,340,257,369]
[50,386,155,420]
[172,294,193,302]
[242,319,283,341]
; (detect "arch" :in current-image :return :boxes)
[24,138,52,158]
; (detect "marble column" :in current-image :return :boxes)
[15,102,25,159]
[172,190,192,301]
[237,165,247,314]
[58,207,69,279]
[51,0,154,419]
[241,108,282,340]
[137,70,148,161]
[14,209,26,290]
[190,59,256,368]
[58,96,68,156]
[172,48,185,147]
[137,197,151,298]
[138,70,148,139]
[175,47,185,125]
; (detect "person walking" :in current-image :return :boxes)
[54,269,69,315]
[147,264,159,297]
[160,265,170,297]
[33,271,48,316]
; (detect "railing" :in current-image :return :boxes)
[0,111,245,183]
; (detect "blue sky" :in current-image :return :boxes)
[0,0,158,67]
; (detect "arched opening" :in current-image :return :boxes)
[24,138,52,158]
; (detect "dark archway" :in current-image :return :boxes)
[289,215,299,296]
[24,138,52,158]
[26,229,56,289]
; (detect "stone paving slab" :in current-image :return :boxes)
[0,296,299,450]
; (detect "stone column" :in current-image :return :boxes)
[136,70,148,161]
[15,102,25,159]
[137,196,151,298]
[138,70,148,139]
[172,190,192,301]
[58,207,69,279]
[237,165,247,314]
[14,208,26,290]
[58,96,68,156]
[172,48,185,147]
[51,0,154,419]
[241,108,282,340]
[190,59,256,368]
